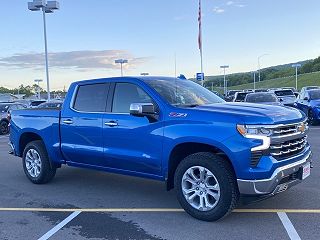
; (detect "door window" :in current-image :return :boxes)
[73,83,109,112]
[112,83,153,113]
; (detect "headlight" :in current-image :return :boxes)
[237,124,271,151]
[236,125,273,137]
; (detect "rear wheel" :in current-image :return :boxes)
[0,121,9,135]
[22,140,56,184]
[174,152,239,221]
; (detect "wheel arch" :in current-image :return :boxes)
[19,132,43,157]
[166,142,236,191]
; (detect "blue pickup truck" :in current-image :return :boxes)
[9,77,312,221]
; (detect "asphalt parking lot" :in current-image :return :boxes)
[0,127,319,240]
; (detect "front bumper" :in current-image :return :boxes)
[237,150,312,195]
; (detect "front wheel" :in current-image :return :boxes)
[22,140,56,184]
[0,121,9,135]
[174,152,239,221]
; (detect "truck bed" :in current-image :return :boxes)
[10,109,63,163]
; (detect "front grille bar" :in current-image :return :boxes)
[270,137,306,150]
[270,141,307,157]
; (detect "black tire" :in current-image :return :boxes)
[174,152,239,221]
[0,121,9,135]
[22,140,56,184]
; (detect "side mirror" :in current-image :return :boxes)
[279,98,284,102]
[303,97,309,101]
[130,103,156,117]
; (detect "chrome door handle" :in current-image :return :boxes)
[62,119,73,124]
[105,121,118,127]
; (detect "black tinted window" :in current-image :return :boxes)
[235,93,248,101]
[112,83,152,113]
[274,90,294,96]
[74,83,109,112]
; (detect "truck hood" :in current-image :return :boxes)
[194,102,304,125]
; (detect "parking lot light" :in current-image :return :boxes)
[27,0,60,102]
[252,71,258,90]
[292,63,302,90]
[220,65,229,96]
[115,59,128,77]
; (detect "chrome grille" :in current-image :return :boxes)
[272,125,297,136]
[270,136,307,160]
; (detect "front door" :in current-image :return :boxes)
[102,82,163,176]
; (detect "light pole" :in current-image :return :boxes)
[252,71,257,90]
[34,79,43,100]
[220,65,229,96]
[28,0,60,102]
[115,59,128,77]
[292,63,302,90]
[258,54,268,82]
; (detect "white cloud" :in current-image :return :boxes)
[0,50,150,71]
[213,7,225,14]
[226,1,234,6]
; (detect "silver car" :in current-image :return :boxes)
[269,89,296,106]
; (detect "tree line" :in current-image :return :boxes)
[201,56,320,88]
[0,84,66,97]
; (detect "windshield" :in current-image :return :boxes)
[274,90,294,96]
[0,104,9,113]
[309,90,320,100]
[245,93,278,103]
[143,79,224,107]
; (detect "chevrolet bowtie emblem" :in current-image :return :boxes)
[298,123,305,132]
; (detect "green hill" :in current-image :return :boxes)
[228,71,320,91]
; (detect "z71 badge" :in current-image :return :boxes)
[169,112,188,117]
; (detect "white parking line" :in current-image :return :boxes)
[38,211,81,240]
[277,212,301,240]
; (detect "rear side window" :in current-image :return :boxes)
[112,83,153,113]
[73,83,109,112]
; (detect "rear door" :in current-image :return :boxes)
[60,82,110,166]
[102,82,163,176]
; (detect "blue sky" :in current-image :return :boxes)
[0,0,320,90]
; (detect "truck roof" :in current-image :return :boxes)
[72,76,179,86]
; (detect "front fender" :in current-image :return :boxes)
[162,121,239,176]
